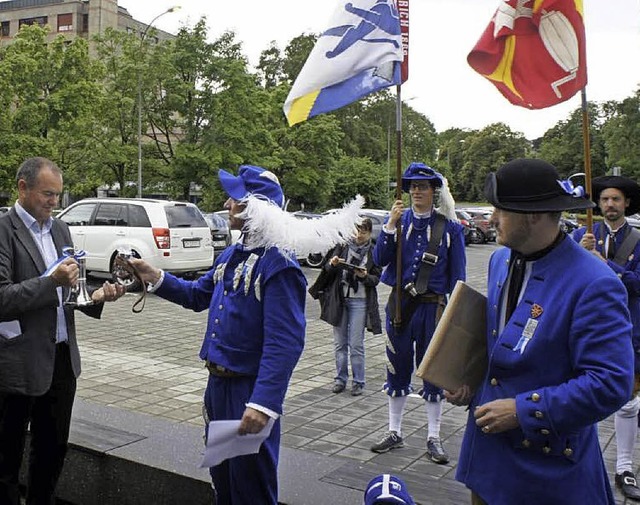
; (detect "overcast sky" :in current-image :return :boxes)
[120,0,640,140]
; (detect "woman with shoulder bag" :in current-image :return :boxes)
[309,218,382,396]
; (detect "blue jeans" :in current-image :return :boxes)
[333,297,367,386]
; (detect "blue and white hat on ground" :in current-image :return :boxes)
[218,165,285,208]
[364,474,416,505]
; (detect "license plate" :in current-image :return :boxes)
[183,239,201,248]
[213,240,227,247]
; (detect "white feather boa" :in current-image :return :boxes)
[237,195,365,256]
[436,177,457,222]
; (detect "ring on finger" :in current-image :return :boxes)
[482,425,490,433]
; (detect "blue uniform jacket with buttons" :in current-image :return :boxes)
[155,243,306,415]
[456,237,634,505]
[573,222,640,372]
[374,210,466,295]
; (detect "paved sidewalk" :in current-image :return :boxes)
[76,243,637,504]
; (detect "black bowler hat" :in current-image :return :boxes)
[591,175,640,216]
[484,159,595,213]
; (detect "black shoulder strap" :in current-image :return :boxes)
[614,226,640,266]
[414,214,447,294]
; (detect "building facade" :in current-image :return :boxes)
[0,0,172,43]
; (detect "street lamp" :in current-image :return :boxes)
[137,6,181,199]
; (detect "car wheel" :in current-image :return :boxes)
[305,253,325,268]
[469,230,484,245]
[110,250,142,292]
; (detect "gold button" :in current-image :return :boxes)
[563,448,573,457]
[522,439,531,448]
[490,378,498,386]
[535,410,544,419]
[543,446,551,454]
[531,393,540,402]
[540,429,550,435]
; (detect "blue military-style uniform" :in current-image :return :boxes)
[573,221,640,372]
[155,242,306,504]
[374,210,466,399]
[456,237,634,504]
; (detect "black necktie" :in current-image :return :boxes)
[607,233,616,260]
[505,255,525,321]
[505,232,566,321]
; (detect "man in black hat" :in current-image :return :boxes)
[573,175,640,502]
[448,159,634,505]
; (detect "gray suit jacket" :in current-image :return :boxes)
[0,208,103,395]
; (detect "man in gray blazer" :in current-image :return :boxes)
[0,157,125,505]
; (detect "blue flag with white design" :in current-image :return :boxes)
[283,0,403,126]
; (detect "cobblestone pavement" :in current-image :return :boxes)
[77,243,637,504]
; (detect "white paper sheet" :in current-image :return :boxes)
[200,418,275,468]
[0,320,21,339]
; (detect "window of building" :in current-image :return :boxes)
[81,14,88,33]
[0,21,9,37]
[57,13,72,32]
[19,16,48,29]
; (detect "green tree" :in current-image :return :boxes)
[0,25,103,195]
[537,103,607,179]
[601,89,640,180]
[454,123,528,201]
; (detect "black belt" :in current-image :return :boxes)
[205,361,250,378]
[415,293,445,304]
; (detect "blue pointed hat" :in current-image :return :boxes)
[218,165,285,208]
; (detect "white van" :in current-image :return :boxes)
[57,198,213,279]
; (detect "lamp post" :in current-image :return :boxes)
[137,6,180,199]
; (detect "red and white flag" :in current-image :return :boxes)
[468,0,587,109]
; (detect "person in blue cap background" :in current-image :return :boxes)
[370,162,466,465]
[449,159,633,505]
[129,165,309,505]
[363,474,416,505]
[573,175,640,502]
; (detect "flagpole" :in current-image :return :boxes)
[580,89,593,233]
[393,84,403,327]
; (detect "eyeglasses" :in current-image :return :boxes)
[409,182,431,191]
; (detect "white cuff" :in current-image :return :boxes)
[246,402,279,420]
[147,270,165,293]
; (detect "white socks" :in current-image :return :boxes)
[615,396,640,474]
[425,400,443,439]
[388,396,408,435]
[388,396,444,439]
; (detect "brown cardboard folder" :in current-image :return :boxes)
[416,281,487,392]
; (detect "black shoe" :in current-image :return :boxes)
[426,437,450,464]
[616,471,640,501]
[371,431,404,453]
[332,382,345,394]
[351,384,364,396]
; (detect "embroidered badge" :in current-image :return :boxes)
[530,304,543,318]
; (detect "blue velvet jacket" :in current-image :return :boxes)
[374,210,466,297]
[156,243,306,415]
[456,237,634,505]
[573,221,640,372]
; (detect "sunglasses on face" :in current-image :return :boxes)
[409,182,431,191]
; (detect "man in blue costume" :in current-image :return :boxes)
[450,159,634,505]
[131,165,306,505]
[370,162,466,464]
[573,175,640,502]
